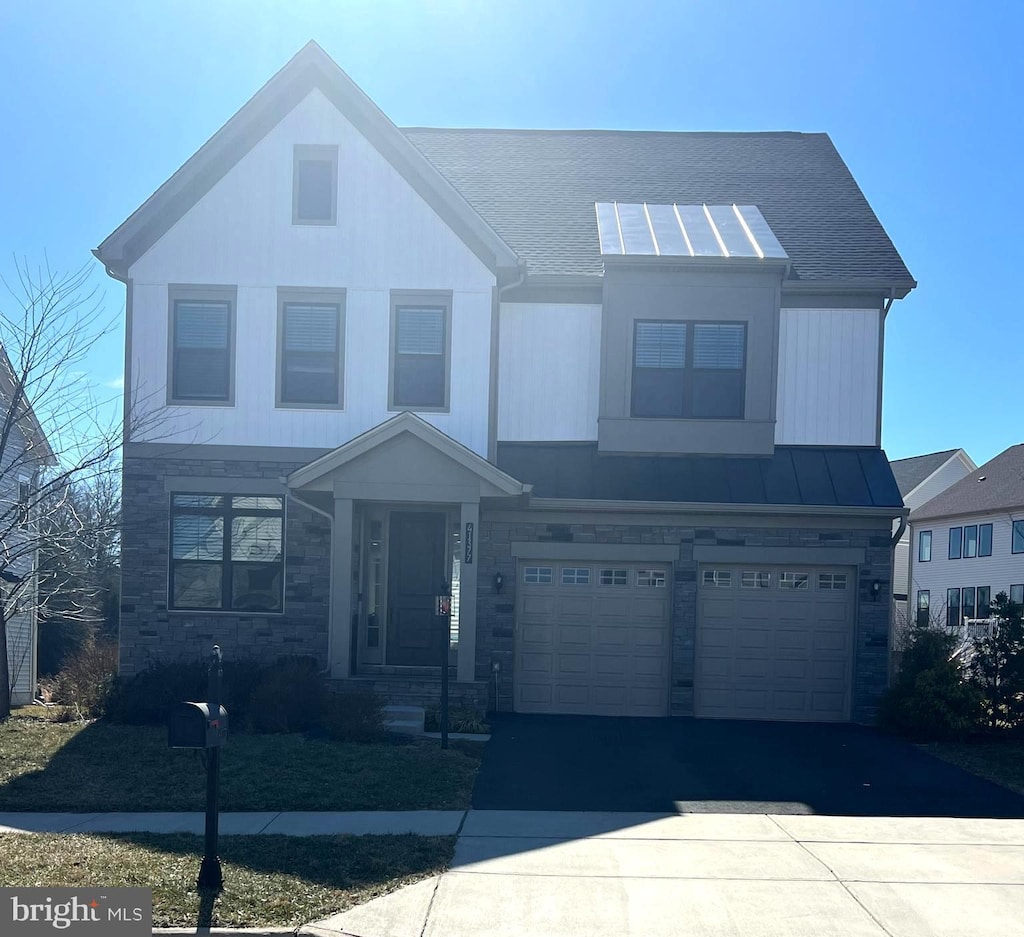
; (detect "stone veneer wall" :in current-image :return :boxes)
[475,518,893,723]
[120,456,331,675]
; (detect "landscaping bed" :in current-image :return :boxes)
[0,716,481,812]
[923,738,1024,796]
[0,831,453,928]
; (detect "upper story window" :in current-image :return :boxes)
[169,287,235,405]
[390,293,451,411]
[948,526,962,560]
[631,320,746,419]
[918,530,932,562]
[16,480,30,527]
[292,144,338,225]
[979,523,993,557]
[277,290,345,408]
[916,590,930,627]
[964,525,978,558]
[1013,520,1024,554]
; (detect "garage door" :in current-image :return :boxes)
[515,562,671,717]
[696,565,854,722]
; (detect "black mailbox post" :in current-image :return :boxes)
[168,702,229,749]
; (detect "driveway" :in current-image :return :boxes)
[471,714,1024,816]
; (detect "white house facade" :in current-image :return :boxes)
[96,43,916,723]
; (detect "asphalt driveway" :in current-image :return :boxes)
[471,714,1024,816]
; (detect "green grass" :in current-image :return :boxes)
[923,738,1024,796]
[0,716,481,812]
[0,831,453,927]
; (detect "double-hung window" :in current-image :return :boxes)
[918,530,932,562]
[1013,520,1024,554]
[170,288,235,404]
[962,586,976,620]
[916,590,930,627]
[979,523,993,557]
[170,494,284,612]
[946,587,961,627]
[390,294,450,410]
[292,144,338,225]
[1011,584,1024,606]
[631,320,746,419]
[277,291,345,407]
[948,527,963,560]
[964,525,978,558]
[977,586,992,618]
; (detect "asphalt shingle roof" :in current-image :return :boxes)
[913,445,1024,521]
[403,128,915,285]
[890,450,959,497]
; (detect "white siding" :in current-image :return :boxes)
[909,513,1024,624]
[497,303,601,441]
[775,308,880,446]
[128,89,496,456]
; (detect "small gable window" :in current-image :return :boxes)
[293,144,338,225]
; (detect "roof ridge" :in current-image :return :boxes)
[402,127,822,138]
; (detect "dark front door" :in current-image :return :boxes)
[387,511,448,667]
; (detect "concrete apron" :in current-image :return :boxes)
[303,811,1024,937]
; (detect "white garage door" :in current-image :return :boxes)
[515,562,671,717]
[696,565,855,722]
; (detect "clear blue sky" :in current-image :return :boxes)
[1,0,1020,466]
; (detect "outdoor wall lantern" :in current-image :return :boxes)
[871,580,882,600]
[494,572,504,594]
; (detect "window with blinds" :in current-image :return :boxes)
[392,304,448,408]
[172,300,232,401]
[280,302,341,405]
[631,319,746,419]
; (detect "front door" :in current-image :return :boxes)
[386,511,448,666]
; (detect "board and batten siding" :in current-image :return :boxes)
[909,513,1024,623]
[775,308,880,446]
[127,88,496,457]
[496,303,601,441]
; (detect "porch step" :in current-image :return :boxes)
[383,704,425,736]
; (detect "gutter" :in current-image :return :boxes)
[527,497,910,519]
[891,513,908,546]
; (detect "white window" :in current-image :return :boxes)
[523,566,552,584]
[637,569,666,588]
[779,572,810,590]
[599,569,629,586]
[818,572,848,591]
[561,567,591,585]
[741,570,771,589]
[702,569,732,588]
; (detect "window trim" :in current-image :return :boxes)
[918,530,932,563]
[1013,520,1024,555]
[387,290,453,413]
[166,284,237,407]
[948,526,963,560]
[979,523,993,557]
[168,492,285,614]
[916,589,930,627]
[275,287,346,410]
[630,318,747,420]
[292,144,339,226]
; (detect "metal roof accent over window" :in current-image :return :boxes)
[595,203,788,261]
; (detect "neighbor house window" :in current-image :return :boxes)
[292,144,338,225]
[170,289,235,403]
[916,590,930,627]
[962,586,976,620]
[918,530,932,562]
[964,525,978,558]
[979,523,993,557]
[946,587,961,626]
[978,586,992,618]
[1010,584,1024,606]
[16,480,30,526]
[170,494,284,612]
[631,320,745,419]
[948,527,963,560]
[277,292,345,407]
[1013,520,1024,554]
[390,295,450,410]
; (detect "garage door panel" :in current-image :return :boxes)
[519,652,553,674]
[519,624,553,646]
[736,628,771,651]
[519,684,553,705]
[813,632,849,653]
[557,653,590,675]
[556,596,594,619]
[734,658,770,680]
[593,626,629,650]
[520,595,558,616]
[632,626,668,648]
[557,625,591,647]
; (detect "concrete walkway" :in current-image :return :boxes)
[306,810,1024,937]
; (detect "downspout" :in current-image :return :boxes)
[891,513,908,547]
[488,263,528,464]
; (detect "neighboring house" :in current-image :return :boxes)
[0,347,54,706]
[908,444,1024,630]
[890,449,976,626]
[95,42,915,724]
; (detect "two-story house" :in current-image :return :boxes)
[95,42,914,724]
[908,444,1024,629]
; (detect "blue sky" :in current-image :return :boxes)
[0,0,1020,466]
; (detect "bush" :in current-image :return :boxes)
[970,591,1024,730]
[48,640,119,719]
[424,705,489,734]
[245,657,325,733]
[878,625,982,740]
[321,688,385,743]
[37,618,92,677]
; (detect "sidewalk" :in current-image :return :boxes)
[0,810,465,836]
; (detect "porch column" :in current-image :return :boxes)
[330,496,354,678]
[457,501,479,683]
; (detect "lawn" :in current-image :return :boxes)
[923,737,1024,797]
[0,831,453,927]
[0,715,481,812]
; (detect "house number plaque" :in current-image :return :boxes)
[464,522,474,564]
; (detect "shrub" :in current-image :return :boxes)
[49,640,119,719]
[424,705,489,734]
[37,618,92,677]
[321,688,385,743]
[970,591,1024,730]
[245,656,325,733]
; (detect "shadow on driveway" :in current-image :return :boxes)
[472,714,1024,817]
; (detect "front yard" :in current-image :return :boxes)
[924,737,1024,797]
[0,714,481,812]
[0,831,453,927]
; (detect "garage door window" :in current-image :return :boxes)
[561,567,591,585]
[741,570,771,589]
[599,569,629,586]
[523,566,552,584]
[637,569,666,587]
[779,572,810,590]
[817,573,848,590]
[702,569,732,588]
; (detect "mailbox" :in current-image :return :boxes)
[168,701,229,749]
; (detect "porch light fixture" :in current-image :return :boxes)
[494,572,504,594]
[871,580,881,599]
